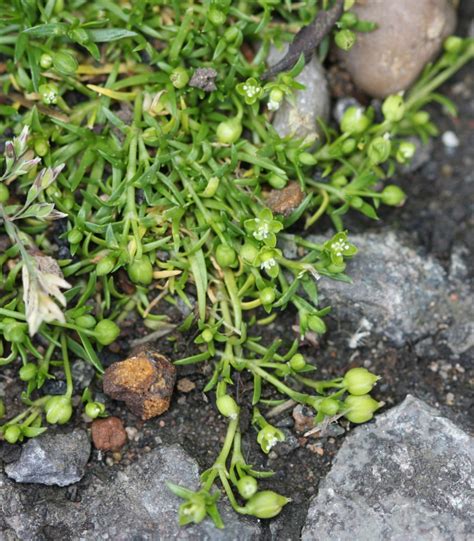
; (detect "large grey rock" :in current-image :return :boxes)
[302,395,474,541]
[268,45,330,145]
[309,232,474,346]
[336,0,457,98]
[1,444,261,540]
[5,429,90,487]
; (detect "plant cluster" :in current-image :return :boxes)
[0,0,472,526]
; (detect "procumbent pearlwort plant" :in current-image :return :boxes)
[0,0,473,527]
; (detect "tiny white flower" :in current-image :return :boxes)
[267,99,280,111]
[260,258,276,271]
[253,220,270,241]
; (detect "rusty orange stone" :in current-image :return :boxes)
[265,181,304,216]
[91,416,127,451]
[103,348,176,420]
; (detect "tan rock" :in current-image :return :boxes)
[266,181,304,216]
[103,348,176,420]
[337,0,457,97]
[91,417,127,451]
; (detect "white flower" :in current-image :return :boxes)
[260,258,276,271]
[253,220,270,241]
[331,239,350,258]
[267,99,280,111]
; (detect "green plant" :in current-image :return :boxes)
[0,0,472,527]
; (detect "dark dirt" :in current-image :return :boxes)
[1,3,473,540]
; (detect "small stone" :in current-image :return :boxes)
[307,444,324,456]
[292,404,316,433]
[103,348,176,420]
[268,44,330,144]
[445,392,455,406]
[302,395,474,540]
[442,130,460,148]
[91,417,127,452]
[336,0,457,97]
[189,67,217,92]
[125,426,139,441]
[5,430,90,487]
[176,377,196,393]
[266,181,304,216]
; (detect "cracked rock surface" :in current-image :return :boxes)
[302,395,474,541]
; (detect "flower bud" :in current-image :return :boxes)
[201,328,214,343]
[268,173,287,189]
[340,106,370,135]
[259,287,276,306]
[142,127,160,146]
[94,319,120,346]
[19,363,38,382]
[331,175,348,187]
[381,185,406,206]
[343,367,380,395]
[319,397,340,416]
[170,66,190,89]
[0,183,9,203]
[237,475,258,499]
[412,111,430,125]
[95,254,115,276]
[4,319,27,344]
[335,29,356,51]
[224,27,242,45]
[340,11,358,28]
[85,401,105,419]
[341,138,356,154]
[243,490,290,519]
[382,95,405,123]
[269,88,284,104]
[289,353,306,372]
[216,117,242,144]
[307,315,327,334]
[45,395,73,425]
[75,314,97,329]
[40,53,53,70]
[367,136,391,165]
[216,395,240,419]
[34,137,49,157]
[208,6,226,25]
[344,394,381,423]
[4,424,21,444]
[215,244,237,268]
[128,256,153,285]
[444,36,463,54]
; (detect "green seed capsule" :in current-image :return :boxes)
[215,244,237,268]
[307,315,327,334]
[340,106,370,135]
[340,11,358,28]
[4,424,21,444]
[412,111,430,125]
[341,138,356,154]
[319,397,340,416]
[382,95,405,123]
[243,491,290,519]
[67,228,83,245]
[344,394,381,423]
[381,185,406,206]
[259,287,276,306]
[208,7,226,25]
[4,320,27,344]
[444,36,463,54]
[237,476,258,499]
[96,254,116,276]
[367,136,391,165]
[170,66,190,89]
[34,137,49,157]
[85,401,105,419]
[201,328,215,343]
[216,395,239,418]
[241,243,259,264]
[19,363,38,382]
[94,319,120,346]
[0,183,9,203]
[335,29,356,51]
[343,367,380,395]
[52,51,78,75]
[216,117,242,144]
[128,256,153,285]
[45,395,73,425]
[289,353,306,372]
[224,26,242,45]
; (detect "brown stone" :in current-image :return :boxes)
[266,181,304,217]
[176,377,196,393]
[91,417,127,451]
[336,0,457,98]
[292,404,316,433]
[103,348,176,420]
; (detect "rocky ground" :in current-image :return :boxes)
[1,2,473,540]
